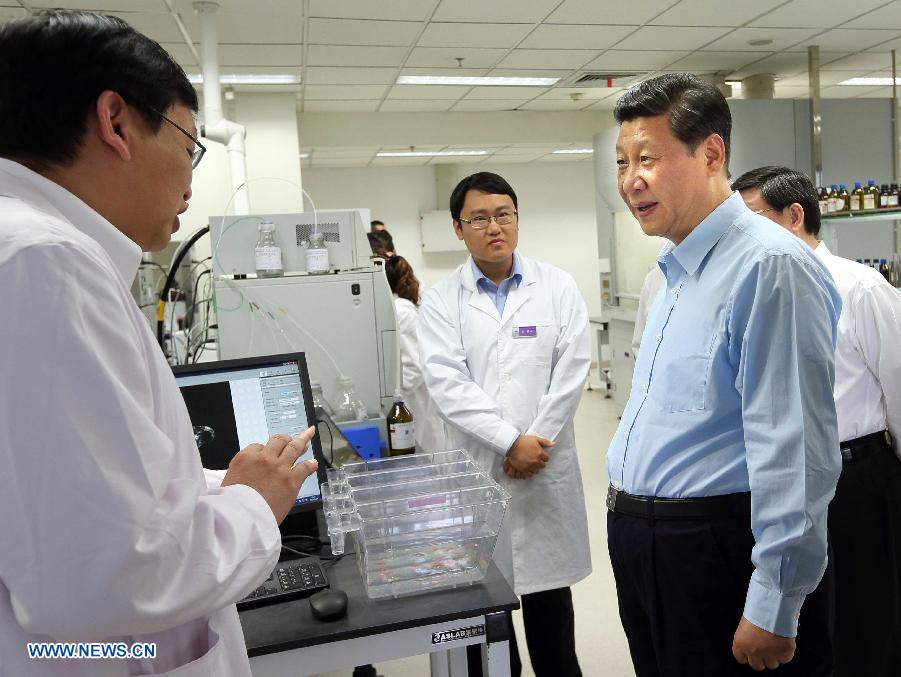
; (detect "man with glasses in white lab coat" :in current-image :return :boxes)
[418,171,591,677]
[735,165,901,677]
[0,11,317,677]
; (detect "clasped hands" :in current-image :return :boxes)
[502,434,554,480]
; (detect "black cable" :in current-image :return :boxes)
[186,268,211,332]
[317,415,337,469]
[156,226,209,348]
[282,534,327,544]
[281,544,316,558]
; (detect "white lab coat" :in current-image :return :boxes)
[417,255,592,595]
[0,159,280,677]
[393,296,448,453]
[632,265,665,359]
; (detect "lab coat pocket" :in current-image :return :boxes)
[137,626,227,677]
[653,331,717,413]
[516,323,556,365]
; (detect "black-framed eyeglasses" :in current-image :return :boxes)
[144,105,206,169]
[458,210,518,230]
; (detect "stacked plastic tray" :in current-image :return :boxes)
[323,449,510,599]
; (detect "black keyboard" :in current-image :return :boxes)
[237,557,329,610]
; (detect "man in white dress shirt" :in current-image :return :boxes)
[0,11,317,677]
[735,165,901,677]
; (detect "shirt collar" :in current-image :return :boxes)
[0,158,142,282]
[470,251,523,290]
[660,191,747,278]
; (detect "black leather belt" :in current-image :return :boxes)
[840,429,894,463]
[606,485,751,520]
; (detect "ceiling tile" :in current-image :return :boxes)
[307,44,407,67]
[387,84,472,99]
[304,84,389,99]
[488,68,573,78]
[796,28,901,52]
[302,100,381,112]
[616,26,734,51]
[518,99,594,111]
[308,0,433,21]
[772,85,811,99]
[728,51,812,78]
[304,67,399,85]
[843,3,901,29]
[519,24,637,50]
[583,50,689,71]
[538,86,611,100]
[311,146,380,157]
[749,0,890,29]
[481,155,538,164]
[105,11,187,44]
[451,100,531,111]
[0,7,26,19]
[370,156,433,166]
[821,52,893,71]
[540,153,593,162]
[821,84,887,98]
[777,71,857,86]
[219,44,302,67]
[668,51,770,71]
[497,49,600,70]
[31,0,163,9]
[406,47,508,68]
[462,85,550,99]
[185,9,304,44]
[418,22,533,48]
[308,18,421,46]
[702,27,819,52]
[400,67,490,77]
[378,100,456,111]
[433,0,560,23]
[650,0,786,27]
[547,0,675,25]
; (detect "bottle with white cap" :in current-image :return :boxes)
[254,219,283,278]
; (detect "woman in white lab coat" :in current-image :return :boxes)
[384,255,446,452]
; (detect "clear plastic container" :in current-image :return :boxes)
[323,449,510,599]
[331,377,369,422]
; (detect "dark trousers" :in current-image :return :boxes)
[829,443,901,677]
[608,511,834,677]
[467,586,581,677]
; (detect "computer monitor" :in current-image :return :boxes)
[172,353,325,514]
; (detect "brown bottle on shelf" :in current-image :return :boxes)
[837,184,850,212]
[387,399,415,456]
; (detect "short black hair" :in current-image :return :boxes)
[0,10,198,168]
[367,229,395,255]
[614,73,732,169]
[370,220,385,231]
[731,166,821,237]
[449,172,518,222]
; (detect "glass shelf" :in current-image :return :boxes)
[822,208,901,223]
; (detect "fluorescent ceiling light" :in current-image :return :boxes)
[838,77,901,86]
[188,74,301,85]
[377,150,490,157]
[299,153,310,158]
[397,75,558,86]
[553,148,593,154]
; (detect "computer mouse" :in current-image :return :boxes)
[309,588,348,622]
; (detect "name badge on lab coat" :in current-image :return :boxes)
[512,325,537,339]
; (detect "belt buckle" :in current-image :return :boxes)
[606,485,618,511]
[840,446,853,462]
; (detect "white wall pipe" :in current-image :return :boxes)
[194,1,250,215]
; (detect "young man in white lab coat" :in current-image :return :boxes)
[735,165,901,677]
[417,171,591,677]
[0,12,317,677]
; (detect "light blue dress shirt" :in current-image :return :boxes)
[470,252,523,316]
[606,192,842,637]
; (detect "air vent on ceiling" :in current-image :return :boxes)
[567,71,645,87]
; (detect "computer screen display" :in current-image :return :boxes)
[172,353,325,512]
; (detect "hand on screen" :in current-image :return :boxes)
[221,426,318,524]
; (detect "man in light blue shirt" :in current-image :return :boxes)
[607,74,841,676]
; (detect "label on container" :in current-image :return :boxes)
[827,197,837,213]
[850,195,861,211]
[891,195,899,207]
[835,197,845,210]
[306,247,330,273]
[389,421,415,451]
[818,200,828,215]
[864,194,876,210]
[255,246,282,270]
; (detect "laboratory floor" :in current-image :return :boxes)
[319,389,636,677]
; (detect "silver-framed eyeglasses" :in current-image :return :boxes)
[458,211,518,230]
[144,105,206,169]
[753,208,777,215]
